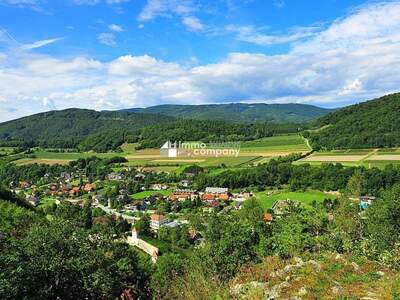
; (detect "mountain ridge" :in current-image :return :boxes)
[118,102,334,124]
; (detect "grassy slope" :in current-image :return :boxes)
[231,254,400,299]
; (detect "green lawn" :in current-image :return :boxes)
[38,197,56,208]
[131,190,172,200]
[254,189,337,211]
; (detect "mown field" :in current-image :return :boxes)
[255,189,338,211]
[297,148,400,168]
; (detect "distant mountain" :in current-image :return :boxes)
[306,93,400,149]
[121,103,333,124]
[0,108,304,151]
[0,109,174,152]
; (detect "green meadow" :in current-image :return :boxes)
[131,189,172,200]
[255,189,338,211]
[241,134,309,152]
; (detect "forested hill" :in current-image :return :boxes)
[0,108,303,151]
[122,103,333,124]
[306,93,400,149]
[0,109,174,151]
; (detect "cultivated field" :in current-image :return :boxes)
[297,148,400,168]
[11,134,308,171]
[7,138,400,170]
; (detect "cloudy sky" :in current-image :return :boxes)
[0,0,400,121]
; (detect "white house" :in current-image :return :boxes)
[205,187,228,194]
[150,214,169,230]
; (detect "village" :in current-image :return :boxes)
[9,164,262,259]
[9,162,377,262]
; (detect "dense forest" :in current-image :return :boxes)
[123,103,333,124]
[0,109,173,151]
[0,108,303,151]
[306,93,400,149]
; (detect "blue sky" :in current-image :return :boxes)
[0,0,400,121]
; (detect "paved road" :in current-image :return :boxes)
[94,204,140,222]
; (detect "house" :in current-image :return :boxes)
[92,194,104,205]
[107,172,126,181]
[150,183,169,190]
[218,193,230,201]
[135,172,146,180]
[19,181,31,189]
[202,200,220,212]
[263,213,273,224]
[84,183,95,193]
[150,214,168,230]
[179,179,192,188]
[170,189,198,201]
[69,186,80,197]
[359,196,376,209]
[26,195,39,206]
[202,193,216,202]
[240,190,253,198]
[205,187,228,194]
[60,172,72,182]
[126,200,147,211]
[234,199,245,209]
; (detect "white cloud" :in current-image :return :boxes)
[339,79,363,96]
[182,16,204,31]
[20,37,63,50]
[138,0,202,32]
[97,32,116,46]
[108,54,183,77]
[226,24,321,46]
[108,24,124,32]
[138,0,196,22]
[3,2,400,121]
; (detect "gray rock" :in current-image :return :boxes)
[332,285,343,295]
[297,287,307,296]
[376,270,385,277]
[307,260,322,271]
[351,262,360,271]
[293,257,304,265]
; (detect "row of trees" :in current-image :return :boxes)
[195,158,400,196]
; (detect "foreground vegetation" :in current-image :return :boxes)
[1,152,400,298]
